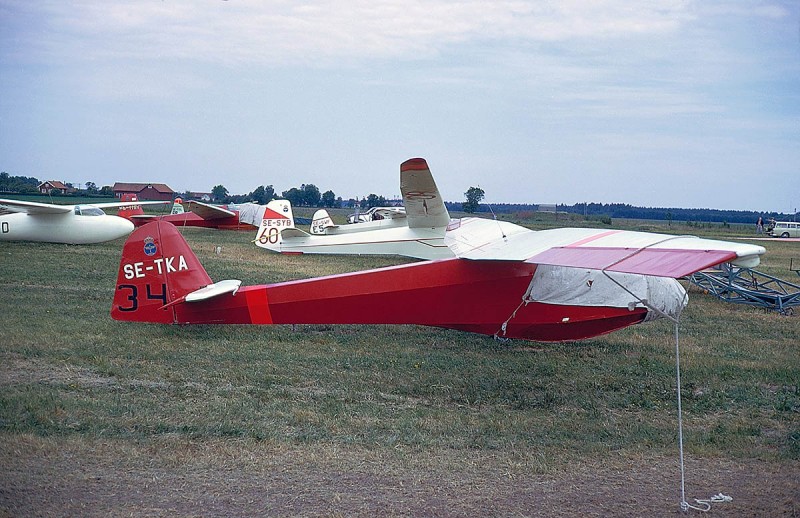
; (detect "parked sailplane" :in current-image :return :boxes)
[0,197,167,244]
[111,158,766,342]
[120,194,270,231]
[254,165,454,259]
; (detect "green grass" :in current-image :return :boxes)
[1,223,797,469]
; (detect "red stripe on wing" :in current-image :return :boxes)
[527,247,737,278]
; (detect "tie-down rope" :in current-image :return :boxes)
[496,234,734,512]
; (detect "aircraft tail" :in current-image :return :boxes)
[117,194,145,219]
[310,209,334,234]
[111,220,213,323]
[254,199,294,250]
[170,198,185,215]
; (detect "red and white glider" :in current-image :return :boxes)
[111,158,766,342]
[120,195,272,231]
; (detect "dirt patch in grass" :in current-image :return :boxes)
[1,434,797,517]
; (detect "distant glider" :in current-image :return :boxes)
[111,158,766,342]
[0,197,167,244]
[121,195,269,231]
[254,160,454,260]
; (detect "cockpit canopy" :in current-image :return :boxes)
[75,205,106,216]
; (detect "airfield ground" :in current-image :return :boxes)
[1,216,798,516]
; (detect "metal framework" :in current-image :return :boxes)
[688,262,800,314]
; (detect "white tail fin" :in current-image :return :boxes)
[254,199,294,250]
[310,209,335,235]
[171,198,185,215]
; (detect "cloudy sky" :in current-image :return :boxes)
[1,1,798,212]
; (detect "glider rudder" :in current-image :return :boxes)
[254,199,294,250]
[112,220,212,323]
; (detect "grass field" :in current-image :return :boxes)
[1,216,798,516]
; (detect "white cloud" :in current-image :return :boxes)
[5,0,699,66]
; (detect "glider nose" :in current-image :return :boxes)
[119,217,135,235]
[108,216,135,240]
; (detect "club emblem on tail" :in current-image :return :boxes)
[143,236,157,256]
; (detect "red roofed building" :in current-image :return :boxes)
[38,180,72,194]
[113,182,175,201]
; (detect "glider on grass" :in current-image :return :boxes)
[120,195,272,231]
[0,197,167,244]
[111,158,766,342]
[254,160,454,260]
[345,206,407,224]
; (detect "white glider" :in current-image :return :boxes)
[254,160,453,259]
[0,198,167,244]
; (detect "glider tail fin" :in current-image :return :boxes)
[116,194,145,220]
[170,198,185,215]
[254,199,294,250]
[310,209,334,234]
[111,220,212,323]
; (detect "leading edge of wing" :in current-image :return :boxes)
[0,198,73,215]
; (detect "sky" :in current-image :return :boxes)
[0,1,798,213]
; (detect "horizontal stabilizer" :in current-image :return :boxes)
[281,228,310,239]
[185,279,242,302]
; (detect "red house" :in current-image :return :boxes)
[113,182,175,201]
[38,180,71,194]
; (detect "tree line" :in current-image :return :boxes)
[213,182,397,210]
[445,200,795,224]
[4,171,791,223]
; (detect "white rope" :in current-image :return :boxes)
[508,233,737,512]
[683,493,734,512]
[599,268,732,513]
[495,298,527,339]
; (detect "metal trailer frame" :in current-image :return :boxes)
[688,262,800,315]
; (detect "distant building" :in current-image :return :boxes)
[538,204,557,213]
[187,192,213,202]
[113,182,175,201]
[38,180,72,194]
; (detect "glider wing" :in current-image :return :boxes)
[447,222,766,278]
[0,198,73,215]
[186,201,237,220]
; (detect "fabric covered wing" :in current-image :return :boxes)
[528,246,737,278]
[400,158,450,229]
[447,221,766,278]
[0,198,73,215]
[187,201,237,220]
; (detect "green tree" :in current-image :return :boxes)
[248,185,275,204]
[365,194,387,208]
[321,190,337,208]
[282,187,304,207]
[462,186,485,213]
[302,183,321,207]
[212,185,229,202]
